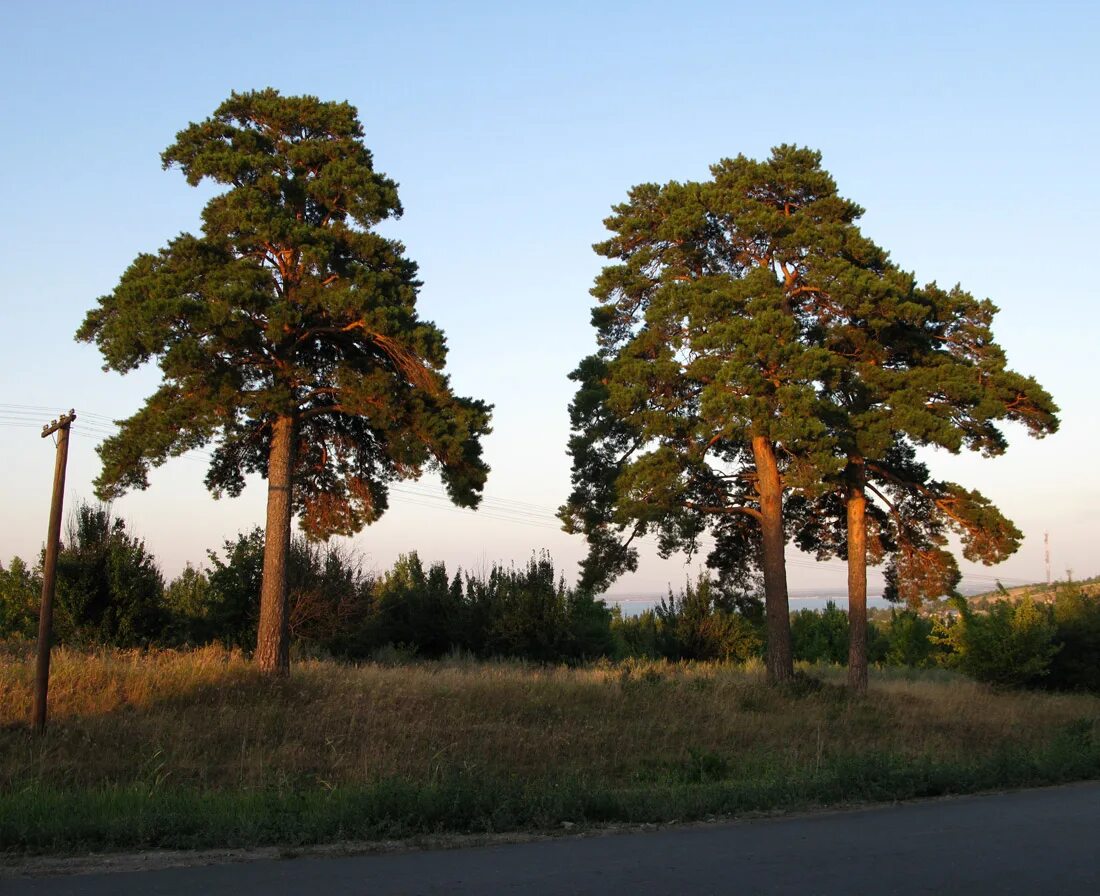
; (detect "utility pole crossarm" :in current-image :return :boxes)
[41,410,76,439]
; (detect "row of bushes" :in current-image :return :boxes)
[779,590,1100,692]
[0,505,755,665]
[0,504,615,663]
[2,503,1098,689]
[609,583,1100,692]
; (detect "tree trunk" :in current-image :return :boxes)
[752,435,793,684]
[846,461,868,694]
[256,415,296,676]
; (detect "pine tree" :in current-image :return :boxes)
[808,272,1058,692]
[77,90,491,674]
[562,147,882,683]
[562,145,1058,689]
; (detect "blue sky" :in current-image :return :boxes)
[1,1,1097,601]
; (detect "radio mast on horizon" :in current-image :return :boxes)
[1044,531,1051,587]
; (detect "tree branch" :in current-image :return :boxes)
[683,500,762,521]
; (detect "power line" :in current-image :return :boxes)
[0,402,1038,587]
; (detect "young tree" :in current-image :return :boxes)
[78,90,491,674]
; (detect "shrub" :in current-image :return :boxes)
[54,502,167,646]
[935,596,1059,688]
[1048,586,1100,691]
[790,601,849,664]
[198,528,266,649]
[883,609,937,668]
[163,564,212,644]
[176,529,373,657]
[474,552,614,662]
[612,573,762,662]
[610,608,662,659]
[369,553,465,658]
[0,556,40,640]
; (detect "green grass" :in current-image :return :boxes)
[1,645,1098,854]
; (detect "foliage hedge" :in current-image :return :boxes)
[2,502,1098,690]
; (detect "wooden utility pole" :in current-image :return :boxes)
[32,410,76,734]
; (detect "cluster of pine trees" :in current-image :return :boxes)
[69,90,1059,687]
[559,146,1059,690]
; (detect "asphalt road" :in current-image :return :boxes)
[7,782,1100,895]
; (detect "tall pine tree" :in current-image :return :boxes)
[563,146,1058,687]
[562,147,883,683]
[818,276,1057,691]
[78,90,491,674]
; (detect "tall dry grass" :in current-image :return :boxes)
[2,644,1097,792]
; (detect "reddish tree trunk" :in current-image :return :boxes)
[846,462,868,694]
[256,415,296,676]
[752,435,793,684]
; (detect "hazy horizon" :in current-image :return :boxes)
[2,1,1096,595]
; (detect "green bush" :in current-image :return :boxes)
[790,601,849,664]
[54,502,167,646]
[611,573,761,662]
[471,552,614,662]
[327,549,616,663]
[934,596,1059,687]
[369,553,465,658]
[883,609,938,668]
[1048,586,1100,691]
[191,528,266,649]
[0,556,40,640]
[610,608,662,659]
[172,529,373,656]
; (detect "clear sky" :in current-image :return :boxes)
[1,1,1097,603]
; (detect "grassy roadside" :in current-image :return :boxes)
[2,645,1098,854]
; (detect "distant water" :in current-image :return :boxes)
[606,584,987,616]
[606,589,891,616]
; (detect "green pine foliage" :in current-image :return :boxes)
[561,143,1058,691]
[565,147,852,560]
[562,146,897,682]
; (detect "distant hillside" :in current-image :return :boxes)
[965,576,1100,609]
[864,576,1099,623]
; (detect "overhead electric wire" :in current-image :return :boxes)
[0,402,1037,588]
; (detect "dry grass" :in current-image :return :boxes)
[2,644,1097,793]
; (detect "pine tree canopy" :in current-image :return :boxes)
[806,255,1058,605]
[562,146,888,590]
[563,144,1059,613]
[77,89,491,538]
